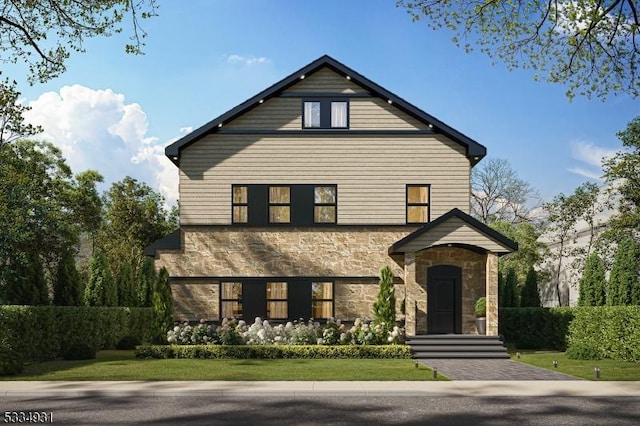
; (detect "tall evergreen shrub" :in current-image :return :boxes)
[373,266,396,329]
[607,238,640,306]
[84,250,115,306]
[578,253,606,306]
[152,267,173,344]
[502,268,519,307]
[53,249,82,306]
[137,257,156,307]
[520,266,541,307]
[116,260,136,306]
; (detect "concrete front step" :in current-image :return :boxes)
[407,334,510,359]
[412,351,511,359]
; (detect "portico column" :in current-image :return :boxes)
[404,252,418,336]
[485,252,499,336]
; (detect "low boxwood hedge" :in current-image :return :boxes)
[567,306,640,362]
[135,344,412,359]
[0,306,152,362]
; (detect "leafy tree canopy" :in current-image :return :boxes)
[398,0,640,99]
[603,116,640,236]
[0,79,42,145]
[97,176,177,273]
[0,0,158,84]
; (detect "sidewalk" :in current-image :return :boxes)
[2,380,640,397]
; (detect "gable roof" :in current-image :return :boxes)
[165,55,487,165]
[389,208,518,255]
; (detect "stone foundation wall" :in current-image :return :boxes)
[156,227,413,278]
[412,247,486,334]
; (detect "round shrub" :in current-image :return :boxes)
[0,345,24,376]
[62,343,96,360]
[116,335,142,350]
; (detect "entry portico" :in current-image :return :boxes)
[389,208,517,336]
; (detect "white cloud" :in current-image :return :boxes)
[567,140,618,181]
[24,85,179,206]
[225,54,270,66]
[566,166,603,181]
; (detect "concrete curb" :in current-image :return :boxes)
[2,381,640,397]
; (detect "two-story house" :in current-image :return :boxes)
[147,55,516,336]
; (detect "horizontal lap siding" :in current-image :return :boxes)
[224,98,301,130]
[349,99,427,130]
[180,134,469,225]
[399,217,509,253]
[284,68,367,93]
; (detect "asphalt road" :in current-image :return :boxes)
[1,396,639,425]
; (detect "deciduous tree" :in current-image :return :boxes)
[0,0,158,84]
[398,0,640,99]
[471,158,540,224]
[97,176,177,277]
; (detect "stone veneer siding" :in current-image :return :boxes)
[156,227,413,278]
[171,280,219,321]
[407,246,486,335]
[157,227,414,321]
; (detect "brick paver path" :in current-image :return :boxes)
[420,359,581,380]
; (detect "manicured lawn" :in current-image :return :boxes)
[2,350,448,381]
[513,350,640,381]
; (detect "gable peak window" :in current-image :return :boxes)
[303,99,348,129]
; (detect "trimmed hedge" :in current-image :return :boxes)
[0,306,152,362]
[499,307,575,350]
[135,344,412,359]
[567,306,640,362]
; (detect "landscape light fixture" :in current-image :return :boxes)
[553,360,558,368]
[432,367,438,380]
[594,367,601,379]
[516,352,520,359]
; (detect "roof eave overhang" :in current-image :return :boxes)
[165,55,487,166]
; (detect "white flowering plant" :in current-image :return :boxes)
[166,317,404,346]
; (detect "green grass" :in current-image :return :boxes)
[513,350,640,381]
[2,350,448,381]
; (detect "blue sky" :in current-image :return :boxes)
[13,0,638,205]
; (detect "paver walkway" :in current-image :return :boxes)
[420,359,581,380]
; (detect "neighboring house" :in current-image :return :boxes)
[538,199,614,307]
[146,55,516,336]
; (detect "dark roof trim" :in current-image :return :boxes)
[144,230,181,257]
[389,208,518,255]
[165,55,487,165]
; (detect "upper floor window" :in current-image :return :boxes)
[269,186,291,223]
[232,186,248,224]
[314,186,337,224]
[406,184,430,224]
[303,100,348,129]
[232,184,338,226]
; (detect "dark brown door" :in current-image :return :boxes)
[427,265,462,334]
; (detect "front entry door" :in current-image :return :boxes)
[427,265,462,334]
